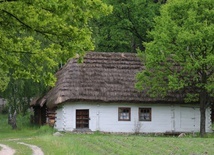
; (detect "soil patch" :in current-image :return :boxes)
[0,144,16,155]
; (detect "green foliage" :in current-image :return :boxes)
[0,0,112,89]
[0,68,9,92]
[36,125,56,135]
[0,78,47,114]
[91,0,161,53]
[1,102,8,114]
[136,0,214,101]
[0,114,11,131]
[0,113,35,131]
[16,112,33,129]
[0,0,112,115]
[136,0,214,136]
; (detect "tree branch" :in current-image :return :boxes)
[0,0,17,3]
[1,9,60,44]
[126,8,144,42]
[2,9,39,32]
[1,49,37,54]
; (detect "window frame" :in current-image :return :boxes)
[118,107,131,121]
[139,108,152,121]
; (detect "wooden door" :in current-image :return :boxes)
[76,109,89,128]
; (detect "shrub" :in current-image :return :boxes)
[36,125,57,135]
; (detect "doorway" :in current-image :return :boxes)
[76,109,89,128]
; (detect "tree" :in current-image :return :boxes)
[0,0,112,90]
[1,77,47,115]
[136,0,214,137]
[0,1,112,128]
[91,0,161,53]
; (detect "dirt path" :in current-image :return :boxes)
[0,139,44,155]
[0,144,16,155]
[18,142,44,155]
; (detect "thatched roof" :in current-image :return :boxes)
[32,52,185,109]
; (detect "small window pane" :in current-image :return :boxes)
[139,108,151,121]
[118,108,131,121]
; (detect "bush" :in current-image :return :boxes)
[36,125,57,135]
[16,112,32,128]
[0,114,11,131]
[1,104,9,114]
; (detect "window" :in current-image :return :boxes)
[118,107,131,121]
[139,108,151,121]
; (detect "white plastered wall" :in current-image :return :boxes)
[54,102,212,133]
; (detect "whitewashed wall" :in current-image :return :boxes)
[55,102,212,133]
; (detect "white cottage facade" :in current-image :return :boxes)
[55,102,212,133]
[32,52,213,133]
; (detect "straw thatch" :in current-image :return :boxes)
[33,52,185,109]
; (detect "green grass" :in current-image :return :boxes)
[0,114,214,155]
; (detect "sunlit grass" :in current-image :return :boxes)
[27,133,214,155]
[0,114,214,155]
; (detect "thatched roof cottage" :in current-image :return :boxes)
[31,52,212,133]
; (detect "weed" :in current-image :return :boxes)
[133,119,142,134]
[94,130,101,135]
[36,125,56,135]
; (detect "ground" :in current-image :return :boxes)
[1,132,214,155]
[0,139,44,155]
[0,114,213,154]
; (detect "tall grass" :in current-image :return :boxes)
[0,114,11,131]
[0,113,214,155]
[0,113,33,130]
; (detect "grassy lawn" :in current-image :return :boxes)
[0,114,214,155]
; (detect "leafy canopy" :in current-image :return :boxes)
[91,0,161,53]
[0,0,112,90]
[136,0,214,101]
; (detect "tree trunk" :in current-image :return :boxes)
[11,110,17,130]
[8,109,17,130]
[199,90,208,137]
